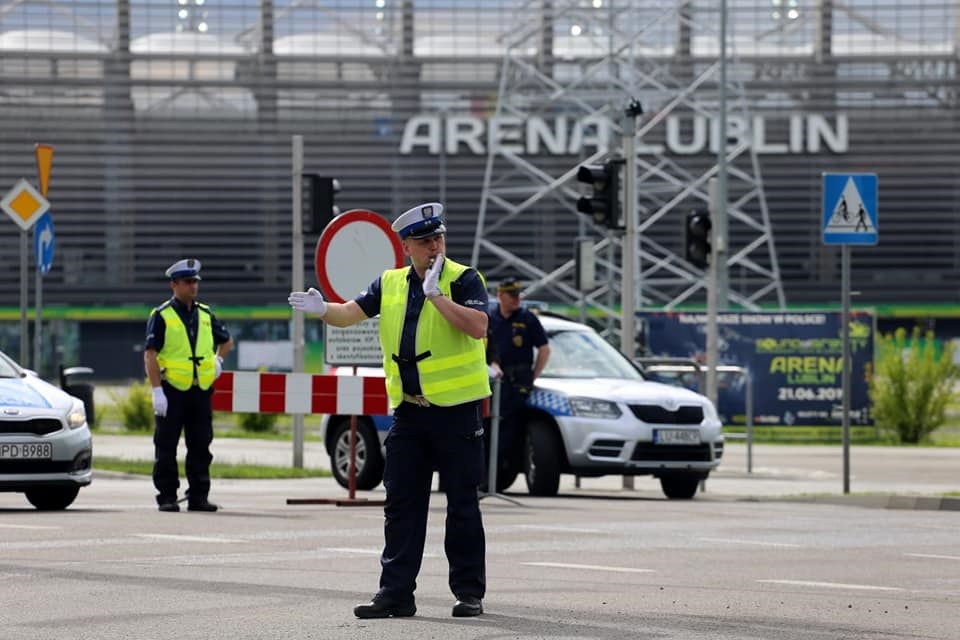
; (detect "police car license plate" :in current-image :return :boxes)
[0,442,53,459]
[654,429,700,445]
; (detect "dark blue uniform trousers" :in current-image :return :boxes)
[152,382,214,505]
[378,399,486,601]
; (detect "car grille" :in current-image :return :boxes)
[628,404,703,424]
[631,442,713,462]
[0,418,63,435]
[0,460,76,473]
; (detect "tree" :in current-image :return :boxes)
[869,327,959,443]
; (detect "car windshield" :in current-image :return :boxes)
[0,351,21,378]
[540,329,644,380]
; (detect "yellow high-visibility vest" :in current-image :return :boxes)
[155,303,216,391]
[379,259,490,408]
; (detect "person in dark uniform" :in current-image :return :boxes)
[289,202,490,619]
[486,277,550,486]
[145,259,233,513]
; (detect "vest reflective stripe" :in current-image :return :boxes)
[380,259,490,409]
[156,304,216,391]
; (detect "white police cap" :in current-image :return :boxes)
[391,202,446,240]
[165,258,202,280]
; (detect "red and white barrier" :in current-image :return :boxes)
[212,371,389,416]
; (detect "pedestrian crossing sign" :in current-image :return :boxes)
[822,173,878,245]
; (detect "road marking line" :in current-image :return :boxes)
[905,553,960,561]
[0,524,61,530]
[699,537,801,548]
[134,534,247,544]
[326,547,439,558]
[515,524,606,534]
[757,580,902,592]
[325,547,383,555]
[522,562,654,573]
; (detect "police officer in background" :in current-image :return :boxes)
[486,276,550,487]
[145,259,233,513]
[288,203,490,619]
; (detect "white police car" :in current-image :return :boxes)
[321,314,724,499]
[0,350,93,509]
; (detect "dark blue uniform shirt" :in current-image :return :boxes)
[145,297,232,353]
[354,265,488,396]
[488,305,548,389]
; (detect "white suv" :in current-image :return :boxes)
[322,314,724,499]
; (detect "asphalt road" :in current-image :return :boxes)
[0,471,958,640]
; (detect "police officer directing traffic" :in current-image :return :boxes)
[145,259,233,512]
[486,276,550,486]
[288,203,490,619]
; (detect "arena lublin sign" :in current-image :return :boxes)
[399,113,848,156]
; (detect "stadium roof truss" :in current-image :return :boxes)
[473,0,790,316]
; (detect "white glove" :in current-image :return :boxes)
[288,287,328,316]
[152,386,168,417]
[215,355,223,380]
[423,254,444,298]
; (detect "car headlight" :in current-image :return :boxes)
[568,397,622,419]
[67,404,86,429]
[701,400,719,423]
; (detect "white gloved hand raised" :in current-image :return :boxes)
[288,287,328,316]
[215,355,223,380]
[423,254,444,298]
[152,386,168,417]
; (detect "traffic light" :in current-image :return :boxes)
[685,209,712,269]
[575,161,620,229]
[303,175,341,232]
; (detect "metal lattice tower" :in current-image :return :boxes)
[472,0,785,321]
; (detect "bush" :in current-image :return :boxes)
[869,327,959,443]
[111,381,155,432]
[237,412,278,433]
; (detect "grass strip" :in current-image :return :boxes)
[94,456,331,480]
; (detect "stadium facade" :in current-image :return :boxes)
[1,0,960,377]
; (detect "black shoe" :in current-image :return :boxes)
[187,500,219,512]
[157,501,179,512]
[452,595,483,617]
[353,593,416,619]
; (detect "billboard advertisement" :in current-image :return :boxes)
[639,311,874,427]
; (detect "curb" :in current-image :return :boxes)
[756,494,960,512]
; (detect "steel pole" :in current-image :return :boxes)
[291,135,305,469]
[841,245,850,494]
[34,268,42,375]
[717,0,729,309]
[20,230,28,366]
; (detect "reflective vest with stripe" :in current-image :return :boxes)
[155,303,216,391]
[379,259,491,409]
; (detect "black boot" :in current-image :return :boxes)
[353,593,416,619]
[452,595,483,617]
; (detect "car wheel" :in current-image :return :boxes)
[25,486,80,510]
[329,418,384,491]
[524,420,561,497]
[659,473,702,499]
[495,468,519,493]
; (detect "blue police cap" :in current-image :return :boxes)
[497,276,522,293]
[391,202,447,240]
[165,258,202,280]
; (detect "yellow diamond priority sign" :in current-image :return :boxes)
[2,178,50,231]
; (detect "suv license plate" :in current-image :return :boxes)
[0,442,53,459]
[654,429,700,445]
